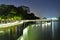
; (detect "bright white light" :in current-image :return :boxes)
[52,17,58,20]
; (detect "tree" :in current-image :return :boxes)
[17,6,30,19]
[0,4,39,20]
[17,6,39,20]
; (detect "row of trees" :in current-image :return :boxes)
[0,4,39,20]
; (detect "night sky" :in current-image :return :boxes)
[0,0,60,18]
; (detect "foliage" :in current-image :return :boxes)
[0,4,39,21]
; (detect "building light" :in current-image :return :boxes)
[52,17,58,20]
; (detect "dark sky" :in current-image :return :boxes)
[0,0,60,18]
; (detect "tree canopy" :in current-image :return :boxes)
[0,4,39,20]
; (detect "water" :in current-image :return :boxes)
[0,20,60,40]
[18,20,60,40]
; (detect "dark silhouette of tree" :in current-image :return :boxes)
[25,13,39,19]
[17,6,30,19]
[0,4,39,19]
[17,6,39,20]
[0,4,17,18]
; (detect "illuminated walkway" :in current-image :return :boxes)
[0,18,58,28]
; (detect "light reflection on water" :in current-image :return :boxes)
[19,20,60,40]
[0,20,60,40]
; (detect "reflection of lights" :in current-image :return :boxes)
[47,22,51,26]
[21,36,24,40]
[42,24,45,29]
[0,31,4,33]
[31,25,35,28]
[42,22,51,29]
[45,22,47,26]
[45,22,51,27]
[23,27,28,36]
[18,36,24,40]
[23,27,29,40]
